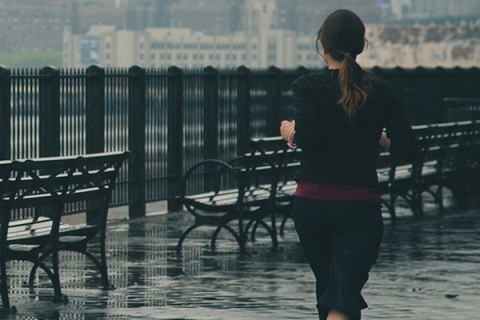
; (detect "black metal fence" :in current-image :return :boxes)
[0,65,479,218]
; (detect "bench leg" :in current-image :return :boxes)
[279,205,294,236]
[29,251,68,303]
[269,213,279,251]
[211,224,244,254]
[98,227,115,290]
[251,214,278,251]
[0,257,17,313]
[176,225,199,254]
[247,217,279,252]
[82,250,115,290]
[24,259,57,290]
[50,250,68,303]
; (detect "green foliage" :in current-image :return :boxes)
[0,50,62,69]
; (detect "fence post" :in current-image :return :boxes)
[39,66,60,157]
[167,66,183,212]
[0,66,10,160]
[410,67,427,125]
[204,66,219,161]
[85,65,105,154]
[267,66,282,137]
[128,66,146,219]
[236,66,250,155]
[426,67,446,123]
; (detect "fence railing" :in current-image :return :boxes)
[0,65,479,218]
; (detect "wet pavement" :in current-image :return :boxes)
[2,193,480,320]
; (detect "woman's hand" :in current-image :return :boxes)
[379,131,391,150]
[280,120,295,141]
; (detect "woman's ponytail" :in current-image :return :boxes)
[316,9,375,124]
[338,53,373,124]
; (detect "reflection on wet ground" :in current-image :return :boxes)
[2,194,480,320]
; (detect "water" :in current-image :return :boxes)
[2,196,480,320]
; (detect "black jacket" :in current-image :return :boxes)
[292,68,420,188]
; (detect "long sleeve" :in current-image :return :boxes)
[292,76,329,156]
[382,90,420,162]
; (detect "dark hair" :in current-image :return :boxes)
[315,9,374,123]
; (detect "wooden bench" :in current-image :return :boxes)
[0,151,130,313]
[176,137,301,255]
[177,120,480,254]
[378,120,480,219]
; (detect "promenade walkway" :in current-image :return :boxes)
[2,193,480,320]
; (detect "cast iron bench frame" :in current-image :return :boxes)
[176,137,301,255]
[177,120,480,254]
[0,151,130,313]
[377,120,480,220]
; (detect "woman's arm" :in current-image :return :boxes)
[383,92,420,161]
[288,76,326,154]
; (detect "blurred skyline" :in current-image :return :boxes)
[0,0,480,68]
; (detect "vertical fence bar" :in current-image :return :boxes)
[39,66,60,157]
[86,65,105,154]
[167,66,183,212]
[236,66,250,155]
[203,67,219,191]
[267,66,282,136]
[204,66,219,160]
[424,67,446,123]
[0,66,11,160]
[85,65,106,224]
[409,67,427,124]
[128,66,146,218]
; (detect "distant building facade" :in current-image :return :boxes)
[63,22,480,69]
[388,0,480,22]
[0,0,172,54]
[63,0,323,69]
[0,0,72,53]
[63,0,480,69]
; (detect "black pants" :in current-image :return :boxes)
[293,197,384,320]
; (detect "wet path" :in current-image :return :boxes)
[2,197,480,320]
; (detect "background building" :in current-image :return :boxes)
[63,0,320,69]
[1,0,480,68]
[0,0,72,53]
[63,0,480,68]
[386,0,480,22]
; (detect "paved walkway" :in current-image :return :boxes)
[3,195,480,320]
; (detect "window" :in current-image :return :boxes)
[216,43,230,50]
